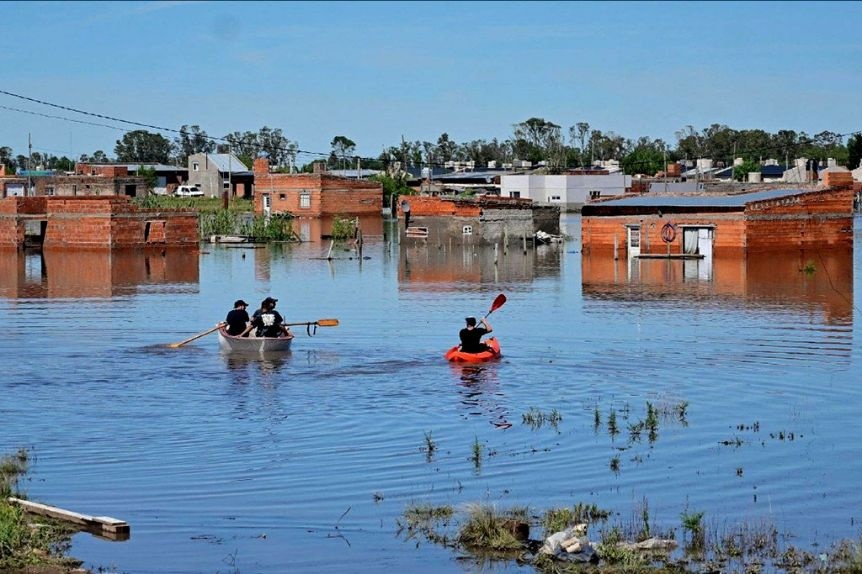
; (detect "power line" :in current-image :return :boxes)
[0,88,341,162]
[0,104,128,132]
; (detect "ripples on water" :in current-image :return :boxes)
[1,216,861,573]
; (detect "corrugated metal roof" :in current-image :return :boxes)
[594,188,815,208]
[122,163,187,172]
[204,154,249,173]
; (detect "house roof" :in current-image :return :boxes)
[198,154,249,173]
[592,188,815,209]
[121,163,187,172]
[433,170,502,183]
[327,169,384,178]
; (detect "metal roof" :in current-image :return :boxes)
[593,188,816,208]
[202,154,249,173]
[121,163,187,172]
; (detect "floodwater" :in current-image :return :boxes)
[2,215,861,573]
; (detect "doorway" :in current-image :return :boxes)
[626,225,641,258]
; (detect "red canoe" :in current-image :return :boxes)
[444,337,502,363]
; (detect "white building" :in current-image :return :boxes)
[500,174,631,211]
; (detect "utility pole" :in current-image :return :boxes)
[27,133,32,196]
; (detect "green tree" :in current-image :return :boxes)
[330,135,356,169]
[0,146,13,170]
[733,159,760,182]
[622,138,665,175]
[371,172,412,207]
[137,165,157,192]
[847,134,862,170]
[512,117,563,167]
[115,130,173,163]
[175,125,215,165]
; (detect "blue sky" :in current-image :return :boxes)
[2,1,862,163]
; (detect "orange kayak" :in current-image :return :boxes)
[444,337,502,363]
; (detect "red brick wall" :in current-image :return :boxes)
[254,173,382,217]
[822,171,853,189]
[581,214,747,256]
[745,188,853,251]
[0,196,198,247]
[75,164,129,177]
[397,195,482,217]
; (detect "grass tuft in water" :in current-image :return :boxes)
[457,504,527,551]
[471,436,482,469]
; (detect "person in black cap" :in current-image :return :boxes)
[459,316,492,353]
[244,296,291,338]
[224,299,250,336]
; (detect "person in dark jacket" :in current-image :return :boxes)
[224,299,250,336]
[458,316,492,353]
[243,297,291,338]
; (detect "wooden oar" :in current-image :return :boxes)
[168,323,223,348]
[284,318,339,336]
[284,319,339,327]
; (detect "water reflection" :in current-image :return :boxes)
[222,351,290,379]
[0,247,199,298]
[451,363,512,429]
[582,248,854,325]
[399,241,562,291]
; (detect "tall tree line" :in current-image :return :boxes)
[2,121,857,175]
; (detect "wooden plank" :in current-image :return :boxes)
[8,497,130,535]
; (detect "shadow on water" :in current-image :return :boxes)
[451,363,512,429]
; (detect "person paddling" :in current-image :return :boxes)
[459,316,492,353]
[224,299,250,336]
[242,297,292,338]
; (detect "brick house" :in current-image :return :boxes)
[0,196,198,248]
[2,164,146,198]
[580,186,854,259]
[252,159,383,240]
[77,163,188,196]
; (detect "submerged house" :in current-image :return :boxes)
[396,194,560,245]
[0,196,199,248]
[581,187,854,261]
[251,159,383,240]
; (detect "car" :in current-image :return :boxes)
[174,185,204,197]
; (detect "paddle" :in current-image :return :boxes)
[481,293,507,322]
[283,318,339,336]
[284,319,339,327]
[168,323,223,348]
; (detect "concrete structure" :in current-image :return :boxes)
[252,159,383,240]
[187,153,252,199]
[500,173,632,211]
[0,196,199,248]
[396,194,560,246]
[581,187,854,258]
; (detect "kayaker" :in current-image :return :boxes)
[459,316,492,353]
[224,299,250,336]
[243,296,291,338]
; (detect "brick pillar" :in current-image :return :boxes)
[253,158,270,174]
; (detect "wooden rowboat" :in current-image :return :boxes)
[218,328,293,353]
